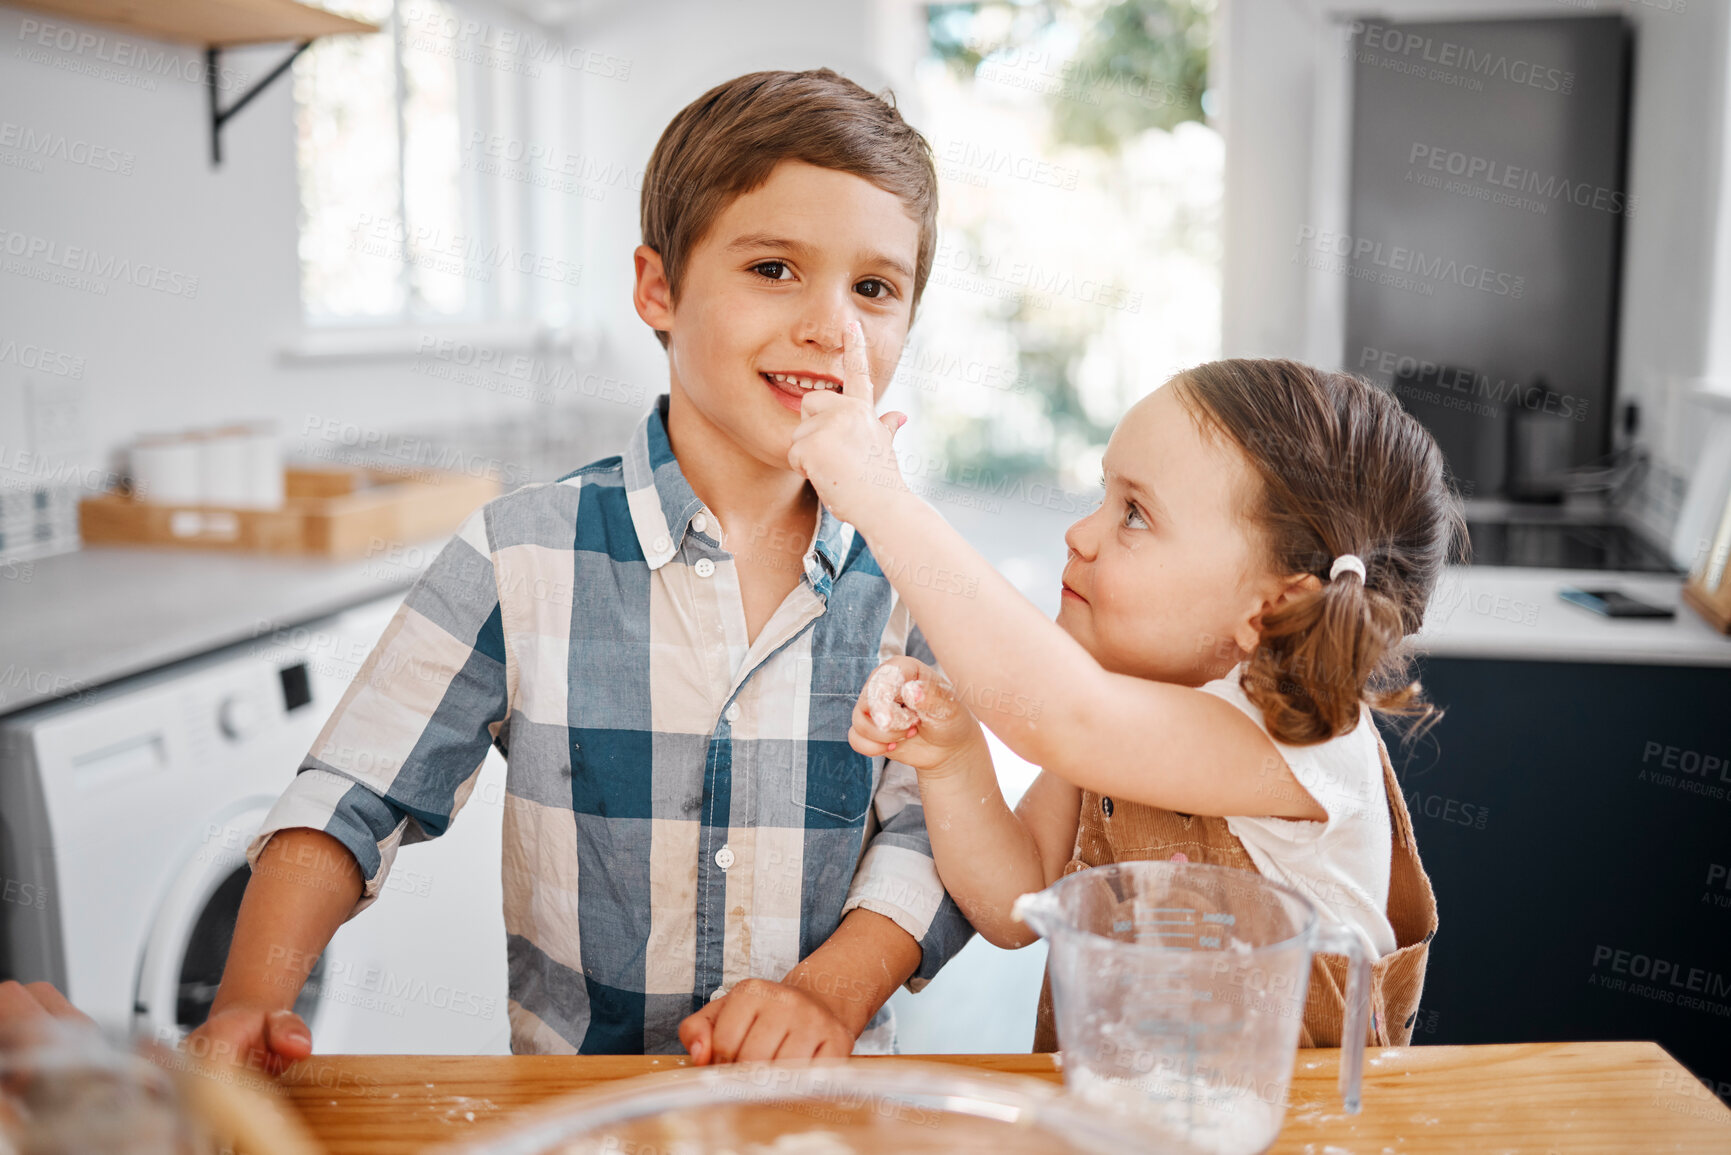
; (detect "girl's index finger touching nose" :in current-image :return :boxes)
[841,320,873,402]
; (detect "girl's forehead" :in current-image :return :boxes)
[1105,386,1257,510]
[1104,387,1199,478]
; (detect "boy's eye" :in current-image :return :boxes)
[751,261,791,281]
[1122,502,1148,530]
[854,278,895,300]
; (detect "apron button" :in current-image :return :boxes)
[1100,796,1113,817]
[1169,852,1188,863]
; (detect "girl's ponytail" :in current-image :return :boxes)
[1243,551,1417,744]
[1174,360,1466,745]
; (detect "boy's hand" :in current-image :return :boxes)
[677,978,854,1064]
[787,320,909,530]
[848,657,983,778]
[183,1004,313,1076]
[0,979,95,1029]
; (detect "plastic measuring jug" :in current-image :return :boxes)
[1014,861,1369,1155]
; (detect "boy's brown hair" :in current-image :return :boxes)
[640,68,939,349]
[1173,358,1469,745]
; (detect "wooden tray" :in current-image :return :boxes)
[79,466,500,558]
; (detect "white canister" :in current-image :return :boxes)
[201,427,252,507]
[239,421,284,509]
[131,435,202,505]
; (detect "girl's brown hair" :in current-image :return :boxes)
[1173,358,1468,744]
[640,69,938,350]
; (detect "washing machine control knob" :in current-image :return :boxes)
[218,695,261,740]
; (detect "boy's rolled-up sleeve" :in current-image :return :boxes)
[246,506,511,919]
[840,622,975,989]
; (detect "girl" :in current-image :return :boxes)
[789,332,1463,1047]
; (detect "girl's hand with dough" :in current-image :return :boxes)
[849,657,985,781]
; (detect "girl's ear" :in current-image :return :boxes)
[1232,572,1322,654]
[633,245,674,332]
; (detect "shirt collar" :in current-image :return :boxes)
[623,395,853,582]
[808,505,851,583]
[623,395,702,570]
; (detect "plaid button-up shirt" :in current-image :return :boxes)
[249,396,972,1054]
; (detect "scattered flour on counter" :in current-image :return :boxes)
[439,1095,499,1125]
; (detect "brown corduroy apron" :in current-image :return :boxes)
[1032,731,1438,1051]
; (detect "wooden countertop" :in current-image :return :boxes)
[276,1043,1731,1153]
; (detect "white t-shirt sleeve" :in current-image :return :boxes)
[1197,664,1398,958]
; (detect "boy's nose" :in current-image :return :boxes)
[796,315,846,354]
[793,290,851,354]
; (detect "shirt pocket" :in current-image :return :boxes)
[795,653,879,825]
[799,744,876,825]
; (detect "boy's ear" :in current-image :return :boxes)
[633,245,674,334]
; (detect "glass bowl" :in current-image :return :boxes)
[439,1060,1169,1154]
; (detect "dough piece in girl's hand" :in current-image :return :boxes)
[862,663,914,731]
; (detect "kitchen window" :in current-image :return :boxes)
[293,0,571,337]
[906,0,1220,492]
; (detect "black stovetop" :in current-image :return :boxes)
[1464,520,1676,573]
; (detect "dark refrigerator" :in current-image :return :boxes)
[1344,16,1632,499]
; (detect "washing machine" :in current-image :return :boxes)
[0,595,509,1055]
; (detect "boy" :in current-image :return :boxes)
[189,69,969,1064]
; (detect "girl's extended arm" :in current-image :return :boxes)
[866,499,1314,817]
[792,327,1322,821]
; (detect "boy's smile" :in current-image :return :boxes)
[762,370,844,412]
[635,160,919,471]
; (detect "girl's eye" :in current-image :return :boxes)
[1122,502,1148,530]
[854,278,894,300]
[751,261,791,281]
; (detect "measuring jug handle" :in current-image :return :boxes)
[1312,923,1371,1114]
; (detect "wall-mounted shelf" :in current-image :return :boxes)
[7,0,378,165]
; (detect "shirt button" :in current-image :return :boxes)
[715,845,735,870]
[694,558,716,578]
[709,987,727,1002]
[724,702,740,724]
[653,535,671,553]
[1101,796,1114,817]
[692,514,709,533]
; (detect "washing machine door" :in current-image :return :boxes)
[132,802,325,1045]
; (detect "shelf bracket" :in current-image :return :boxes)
[207,42,312,167]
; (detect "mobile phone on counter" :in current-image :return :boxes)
[1558,586,1676,619]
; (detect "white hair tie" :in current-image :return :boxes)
[1329,554,1366,582]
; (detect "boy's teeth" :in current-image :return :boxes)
[770,374,834,391]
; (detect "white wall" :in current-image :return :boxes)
[0,1,932,498]
[1217,0,1729,544]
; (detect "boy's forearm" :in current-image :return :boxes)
[783,907,921,1037]
[210,828,363,1014]
[918,740,1049,948]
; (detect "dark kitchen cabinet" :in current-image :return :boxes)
[1377,657,1731,1104]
